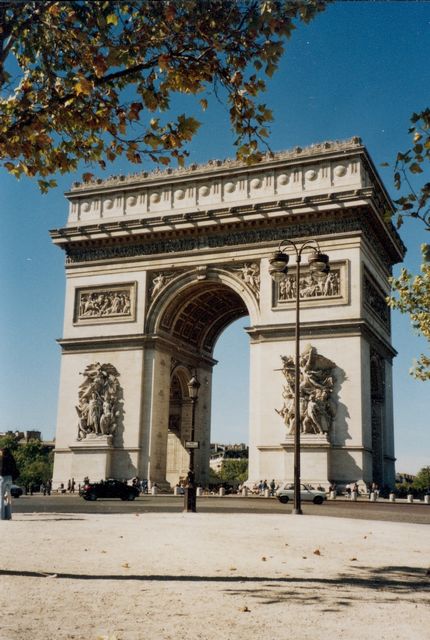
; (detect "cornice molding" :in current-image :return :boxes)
[67,137,365,194]
[246,319,396,359]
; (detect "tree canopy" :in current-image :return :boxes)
[0,434,53,487]
[389,248,430,380]
[212,459,248,486]
[393,110,430,234]
[0,0,325,191]
[388,110,430,380]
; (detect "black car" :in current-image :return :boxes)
[10,485,23,498]
[80,479,140,501]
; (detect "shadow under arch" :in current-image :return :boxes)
[146,267,259,356]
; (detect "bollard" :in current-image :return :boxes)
[424,495,430,505]
[151,485,158,496]
[350,491,357,501]
[241,486,248,497]
[369,492,376,502]
[389,493,396,502]
[196,487,203,497]
[407,494,413,503]
[329,490,336,500]
[219,487,225,497]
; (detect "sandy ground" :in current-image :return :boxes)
[0,511,429,640]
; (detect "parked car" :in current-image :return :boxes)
[10,485,23,498]
[276,483,326,505]
[79,479,140,501]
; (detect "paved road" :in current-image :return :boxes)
[11,493,430,524]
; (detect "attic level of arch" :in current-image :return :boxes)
[51,183,403,256]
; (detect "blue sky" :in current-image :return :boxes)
[0,2,429,473]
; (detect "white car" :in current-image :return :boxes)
[276,483,326,505]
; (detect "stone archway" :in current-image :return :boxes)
[51,140,403,490]
[145,271,255,488]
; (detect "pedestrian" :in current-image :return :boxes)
[71,477,75,493]
[67,479,71,492]
[270,479,276,496]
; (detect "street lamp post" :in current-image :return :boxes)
[184,374,201,513]
[269,240,330,515]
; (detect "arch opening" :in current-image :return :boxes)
[159,281,249,355]
[159,279,253,488]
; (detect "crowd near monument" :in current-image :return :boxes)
[50,138,404,491]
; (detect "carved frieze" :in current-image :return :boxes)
[273,262,347,308]
[66,215,382,265]
[363,273,390,332]
[276,345,337,437]
[76,362,122,441]
[74,283,136,324]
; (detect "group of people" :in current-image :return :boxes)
[331,481,381,498]
[131,477,148,493]
[26,479,52,495]
[250,479,278,496]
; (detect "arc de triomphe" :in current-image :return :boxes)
[51,138,404,489]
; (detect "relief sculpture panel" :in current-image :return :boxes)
[276,345,337,438]
[76,362,122,441]
[274,262,347,308]
[74,283,136,324]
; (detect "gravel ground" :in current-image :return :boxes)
[0,512,428,640]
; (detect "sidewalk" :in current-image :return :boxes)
[0,511,428,640]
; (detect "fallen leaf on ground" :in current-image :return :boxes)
[350,557,357,561]
[240,606,250,612]
[229,567,237,571]
[261,556,267,561]
[313,549,321,555]
[122,562,130,568]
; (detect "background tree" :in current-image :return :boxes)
[388,110,430,380]
[389,252,430,380]
[0,0,326,191]
[0,434,53,488]
[412,466,430,492]
[212,459,248,487]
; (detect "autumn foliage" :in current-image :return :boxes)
[0,0,325,191]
